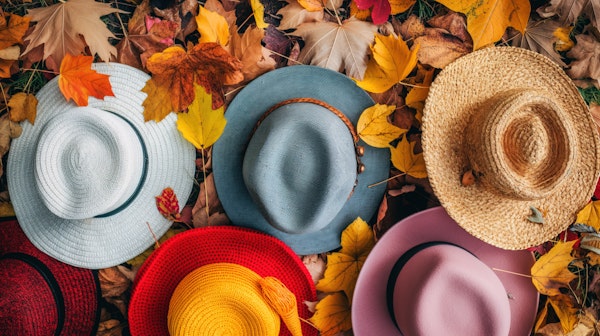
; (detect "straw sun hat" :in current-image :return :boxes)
[422,46,600,250]
[0,219,101,335]
[128,225,318,336]
[7,63,196,269]
[352,207,539,335]
[212,65,390,255]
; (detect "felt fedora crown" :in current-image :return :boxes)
[213,65,390,255]
[128,226,318,336]
[0,219,101,335]
[352,207,539,335]
[422,46,600,250]
[7,63,196,269]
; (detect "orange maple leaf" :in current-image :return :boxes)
[142,43,243,121]
[58,54,114,106]
[0,13,30,50]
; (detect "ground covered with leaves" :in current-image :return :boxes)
[1,0,600,334]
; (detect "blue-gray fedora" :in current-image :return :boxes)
[212,65,390,255]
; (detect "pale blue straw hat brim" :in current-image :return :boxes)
[213,65,390,255]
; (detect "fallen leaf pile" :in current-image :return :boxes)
[0,0,599,335]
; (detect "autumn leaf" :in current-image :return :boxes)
[0,13,31,50]
[156,187,182,221]
[277,0,325,31]
[177,84,227,149]
[405,64,434,113]
[531,240,578,297]
[58,54,114,106]
[354,33,419,93]
[22,0,125,72]
[553,26,574,52]
[390,0,416,14]
[128,227,185,266]
[293,17,377,80]
[511,18,566,67]
[436,0,530,50]
[309,292,352,336]
[250,0,268,29]
[390,135,427,178]
[580,233,600,256]
[8,92,37,124]
[229,26,276,83]
[575,200,600,231]
[142,43,243,119]
[354,0,391,24]
[567,34,600,83]
[547,294,579,334]
[316,218,374,301]
[196,6,230,45]
[298,0,325,11]
[541,0,600,31]
[357,104,406,148]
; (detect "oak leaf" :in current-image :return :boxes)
[0,13,30,50]
[511,18,567,67]
[22,0,125,72]
[575,200,600,231]
[293,17,377,80]
[142,43,243,120]
[277,0,325,31]
[58,54,114,106]
[229,26,276,83]
[8,92,37,125]
[567,34,600,83]
[357,104,406,148]
[531,240,578,297]
[308,292,352,336]
[316,218,374,301]
[196,6,230,45]
[156,187,181,221]
[354,33,419,93]
[177,84,227,149]
[436,0,530,50]
[390,134,427,178]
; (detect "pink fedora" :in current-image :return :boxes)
[352,207,539,335]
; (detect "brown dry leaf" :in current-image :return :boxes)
[153,0,199,41]
[191,173,230,228]
[204,0,237,27]
[531,240,578,297]
[96,319,124,336]
[292,17,377,80]
[395,14,425,41]
[98,266,131,298]
[541,0,600,31]
[7,92,37,124]
[277,0,325,31]
[22,0,125,72]
[302,254,326,285]
[567,34,600,83]
[115,0,177,70]
[428,12,472,44]
[0,13,30,50]
[0,114,22,177]
[548,294,580,334]
[229,25,276,83]
[309,292,352,336]
[511,18,566,67]
[436,0,530,50]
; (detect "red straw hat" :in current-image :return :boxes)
[128,226,318,336]
[0,219,101,335]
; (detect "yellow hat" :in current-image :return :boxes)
[168,262,302,336]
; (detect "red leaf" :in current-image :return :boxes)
[155,187,181,221]
[354,0,391,25]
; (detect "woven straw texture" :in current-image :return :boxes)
[0,219,100,335]
[168,263,281,335]
[128,226,318,336]
[6,63,196,269]
[421,47,600,250]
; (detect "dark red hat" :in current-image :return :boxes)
[0,219,101,335]
[128,226,318,336]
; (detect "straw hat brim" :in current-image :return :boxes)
[0,219,101,334]
[352,207,539,335]
[212,65,390,255]
[7,63,196,269]
[422,47,600,250]
[128,226,318,336]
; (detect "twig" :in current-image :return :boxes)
[368,172,406,188]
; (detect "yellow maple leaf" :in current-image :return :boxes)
[309,292,352,336]
[405,65,434,115]
[390,135,427,178]
[177,84,227,149]
[142,79,173,122]
[575,200,600,231]
[8,92,37,124]
[316,218,374,301]
[298,0,324,11]
[436,0,530,50]
[354,33,419,93]
[250,0,268,29]
[531,240,578,297]
[548,294,579,334]
[196,6,230,45]
[357,104,406,148]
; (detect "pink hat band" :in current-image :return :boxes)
[0,253,66,334]
[386,242,511,335]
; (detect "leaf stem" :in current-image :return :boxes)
[368,172,406,188]
[202,148,210,225]
[492,268,532,278]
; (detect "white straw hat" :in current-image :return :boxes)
[7,63,195,269]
